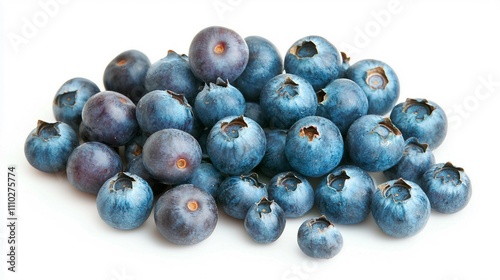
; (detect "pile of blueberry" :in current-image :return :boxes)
[24,26,472,259]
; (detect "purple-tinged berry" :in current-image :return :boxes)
[142,129,202,185]
[81,91,138,147]
[66,141,123,195]
[154,184,218,245]
[189,26,249,83]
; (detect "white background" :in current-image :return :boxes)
[1,0,500,280]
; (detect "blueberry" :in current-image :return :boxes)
[126,155,166,196]
[383,137,436,187]
[260,73,317,129]
[315,165,375,225]
[66,141,123,195]
[217,173,268,220]
[103,49,151,104]
[189,26,249,83]
[316,78,368,136]
[194,78,246,129]
[421,162,472,214]
[136,90,194,135]
[24,120,79,173]
[206,115,266,176]
[142,128,202,185]
[78,121,92,143]
[267,171,314,218]
[144,50,203,105]
[52,77,100,131]
[186,162,226,199]
[258,128,293,178]
[81,91,139,147]
[297,216,343,259]
[244,197,286,244]
[390,98,448,150]
[339,52,350,78]
[189,110,206,139]
[196,128,210,161]
[285,35,342,91]
[154,184,218,245]
[124,130,148,164]
[233,35,283,102]
[285,116,344,178]
[96,172,153,230]
[371,178,431,238]
[345,59,400,115]
[244,102,268,129]
[346,115,404,172]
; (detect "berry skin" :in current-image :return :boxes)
[136,90,194,135]
[260,73,317,129]
[96,172,154,230]
[346,115,404,172]
[52,77,100,131]
[285,35,343,91]
[285,116,344,178]
[206,115,266,176]
[142,128,202,185]
[24,120,79,173]
[244,197,286,244]
[244,102,268,129]
[345,59,400,115]
[316,78,368,136]
[421,162,472,214]
[126,155,166,196]
[154,184,218,245]
[371,178,431,238]
[297,216,343,259]
[80,91,139,147]
[258,129,292,178]
[267,171,314,218]
[217,173,268,220]
[103,49,151,104]
[144,50,203,105]
[339,52,351,78]
[124,130,148,164]
[383,137,436,187]
[66,141,123,195]
[194,78,246,129]
[233,35,283,102]
[315,165,375,225]
[390,98,448,150]
[186,162,226,199]
[188,26,249,83]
